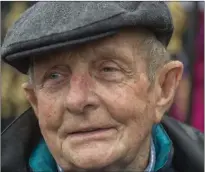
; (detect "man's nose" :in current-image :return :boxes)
[64,74,99,114]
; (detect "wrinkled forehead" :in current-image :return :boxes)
[33,28,150,66]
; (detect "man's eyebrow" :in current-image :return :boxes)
[35,51,73,65]
[94,45,134,65]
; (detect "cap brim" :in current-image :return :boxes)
[3,30,118,74]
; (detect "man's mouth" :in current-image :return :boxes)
[70,127,111,134]
[68,127,116,140]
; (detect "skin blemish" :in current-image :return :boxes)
[71,75,79,82]
[71,75,87,90]
[71,73,95,91]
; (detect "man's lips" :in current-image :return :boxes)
[69,127,113,134]
[67,126,116,141]
[68,125,115,134]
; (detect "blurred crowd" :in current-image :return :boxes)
[1,2,204,132]
[167,2,204,133]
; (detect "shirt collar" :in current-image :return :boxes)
[144,137,156,172]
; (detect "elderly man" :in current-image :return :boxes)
[1,2,203,172]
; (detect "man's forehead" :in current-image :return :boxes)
[33,28,150,65]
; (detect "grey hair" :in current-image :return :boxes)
[28,57,34,84]
[145,38,171,82]
[135,30,171,82]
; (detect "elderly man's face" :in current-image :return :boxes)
[24,30,183,171]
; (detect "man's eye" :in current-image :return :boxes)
[48,73,61,80]
[40,66,70,89]
[98,66,124,82]
[43,72,67,88]
[102,67,118,72]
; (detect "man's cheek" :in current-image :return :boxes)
[103,92,137,123]
[37,96,63,129]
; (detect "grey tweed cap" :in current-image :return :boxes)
[2,1,173,74]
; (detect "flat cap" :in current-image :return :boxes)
[2,1,173,74]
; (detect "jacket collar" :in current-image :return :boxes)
[1,108,41,172]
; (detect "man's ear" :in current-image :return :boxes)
[22,82,38,118]
[155,61,183,123]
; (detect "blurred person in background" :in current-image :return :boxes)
[167,2,204,132]
[167,2,190,123]
[1,2,35,130]
[190,2,204,132]
[1,2,203,172]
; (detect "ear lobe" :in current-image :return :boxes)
[155,61,183,123]
[22,82,38,117]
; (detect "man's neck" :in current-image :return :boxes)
[124,134,151,172]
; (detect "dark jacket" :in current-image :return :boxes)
[2,108,204,172]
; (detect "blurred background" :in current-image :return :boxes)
[1,2,204,132]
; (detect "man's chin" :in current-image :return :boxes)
[63,146,120,170]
